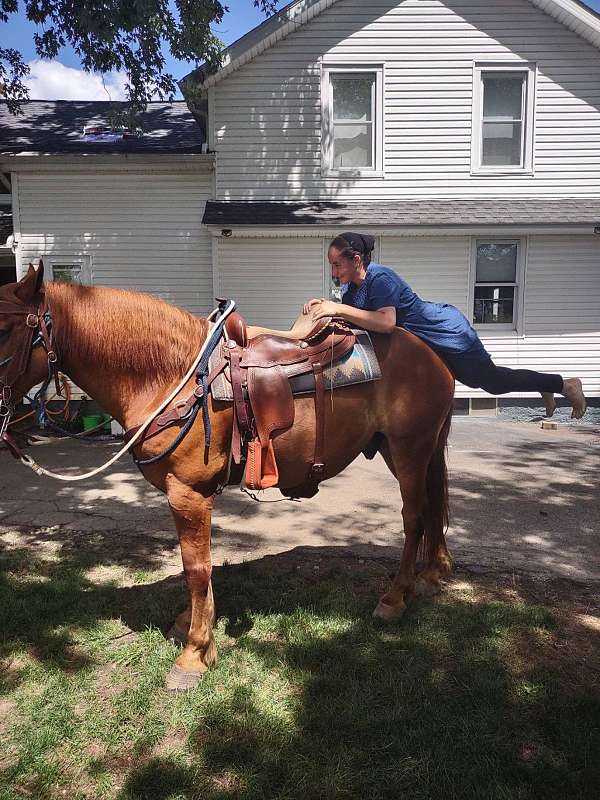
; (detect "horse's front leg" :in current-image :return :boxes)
[164,475,217,692]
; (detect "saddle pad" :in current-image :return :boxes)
[210,330,381,402]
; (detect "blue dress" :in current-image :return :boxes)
[340,263,563,395]
[342,263,484,355]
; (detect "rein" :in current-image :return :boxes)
[0,298,236,482]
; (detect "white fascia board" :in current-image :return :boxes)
[198,0,600,91]
[202,0,340,89]
[206,224,599,237]
[0,153,215,173]
[529,0,600,49]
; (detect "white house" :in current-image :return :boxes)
[0,101,214,314]
[2,0,600,410]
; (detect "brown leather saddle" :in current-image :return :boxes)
[125,307,356,498]
[222,309,356,496]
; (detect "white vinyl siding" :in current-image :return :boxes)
[13,164,214,315]
[379,236,471,313]
[213,0,600,200]
[215,236,326,328]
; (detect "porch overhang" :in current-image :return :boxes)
[202,199,600,237]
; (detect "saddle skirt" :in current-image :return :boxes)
[210,330,381,402]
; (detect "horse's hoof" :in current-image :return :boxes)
[165,664,204,692]
[373,600,405,622]
[414,578,441,597]
[167,623,187,647]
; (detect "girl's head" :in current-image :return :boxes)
[328,232,375,285]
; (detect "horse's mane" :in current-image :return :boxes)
[45,283,208,387]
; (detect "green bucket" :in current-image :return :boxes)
[82,413,111,432]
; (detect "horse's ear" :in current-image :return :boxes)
[14,261,44,303]
[35,259,44,293]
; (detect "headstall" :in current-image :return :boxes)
[0,294,60,457]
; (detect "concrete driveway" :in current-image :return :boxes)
[1,418,598,583]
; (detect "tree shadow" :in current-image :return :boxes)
[1,419,598,687]
[116,555,600,800]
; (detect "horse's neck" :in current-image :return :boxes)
[45,283,205,426]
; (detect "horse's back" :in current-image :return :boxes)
[272,326,454,487]
[371,327,454,425]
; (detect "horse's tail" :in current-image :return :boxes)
[422,407,452,565]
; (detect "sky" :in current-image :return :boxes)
[1,0,600,101]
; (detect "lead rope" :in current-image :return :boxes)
[17,300,236,482]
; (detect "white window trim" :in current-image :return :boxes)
[469,237,527,334]
[44,254,92,285]
[471,62,536,176]
[321,63,384,179]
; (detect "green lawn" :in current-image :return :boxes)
[1,544,598,800]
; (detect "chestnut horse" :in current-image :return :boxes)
[0,265,454,691]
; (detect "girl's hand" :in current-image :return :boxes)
[311,300,340,320]
[302,298,325,315]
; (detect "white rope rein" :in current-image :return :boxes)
[19,302,235,482]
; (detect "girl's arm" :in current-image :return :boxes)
[311,300,396,334]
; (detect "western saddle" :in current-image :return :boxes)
[127,307,357,498]
[222,307,356,497]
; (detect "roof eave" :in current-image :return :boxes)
[529,0,600,49]
[183,0,339,91]
[0,152,215,171]
[183,0,600,92]
[203,223,600,236]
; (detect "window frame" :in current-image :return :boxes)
[469,237,526,333]
[471,62,536,176]
[321,63,384,178]
[44,254,92,285]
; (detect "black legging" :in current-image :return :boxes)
[441,348,563,395]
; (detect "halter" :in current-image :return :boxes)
[0,293,60,458]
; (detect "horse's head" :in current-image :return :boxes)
[0,262,52,414]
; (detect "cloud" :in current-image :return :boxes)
[24,59,128,101]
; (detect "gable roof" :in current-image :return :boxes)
[0,100,207,156]
[184,0,600,90]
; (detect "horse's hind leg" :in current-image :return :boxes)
[379,424,453,598]
[414,540,453,597]
[373,438,431,621]
[164,475,217,691]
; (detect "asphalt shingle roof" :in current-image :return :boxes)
[202,199,600,227]
[0,100,206,155]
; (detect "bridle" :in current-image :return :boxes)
[0,292,60,458]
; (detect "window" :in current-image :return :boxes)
[322,65,383,175]
[472,64,535,173]
[46,255,92,285]
[472,241,522,329]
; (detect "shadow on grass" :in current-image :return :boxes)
[113,558,599,800]
[0,546,187,690]
[1,539,599,799]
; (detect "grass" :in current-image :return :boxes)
[0,544,599,800]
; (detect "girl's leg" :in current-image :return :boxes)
[444,349,587,419]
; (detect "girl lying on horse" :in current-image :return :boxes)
[304,232,587,420]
